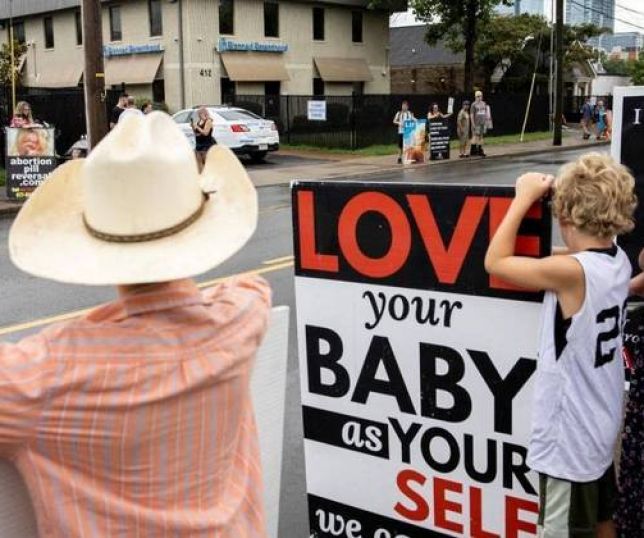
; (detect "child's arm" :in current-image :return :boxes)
[485,173,583,296]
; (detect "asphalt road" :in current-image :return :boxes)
[0,146,596,537]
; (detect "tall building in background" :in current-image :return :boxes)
[496,0,547,16]
[565,0,615,31]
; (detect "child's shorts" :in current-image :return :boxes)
[537,464,617,538]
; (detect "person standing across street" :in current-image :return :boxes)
[118,96,144,124]
[486,153,637,538]
[109,93,128,129]
[457,101,472,158]
[10,101,40,128]
[470,90,492,157]
[393,100,415,164]
[581,97,593,140]
[193,106,216,172]
[427,102,451,121]
[1,112,270,537]
[595,100,608,140]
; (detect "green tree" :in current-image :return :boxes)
[0,41,27,88]
[629,52,644,85]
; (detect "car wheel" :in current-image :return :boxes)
[249,151,267,163]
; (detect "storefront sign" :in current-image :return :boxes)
[402,119,426,164]
[103,43,164,57]
[292,181,550,538]
[611,86,644,271]
[307,100,327,121]
[217,38,288,53]
[5,127,56,201]
[428,119,450,161]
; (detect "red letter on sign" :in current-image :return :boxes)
[470,487,500,538]
[434,477,464,534]
[505,496,538,538]
[407,195,487,284]
[394,469,429,522]
[339,192,412,278]
[489,197,542,290]
[297,190,339,272]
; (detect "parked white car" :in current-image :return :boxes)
[172,106,279,162]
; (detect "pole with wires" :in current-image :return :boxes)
[521,32,543,142]
[553,0,563,146]
[9,0,16,113]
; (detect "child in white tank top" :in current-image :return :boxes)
[485,153,637,538]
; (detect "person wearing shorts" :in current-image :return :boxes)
[393,100,415,164]
[470,91,491,157]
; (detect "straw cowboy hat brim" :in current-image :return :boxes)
[9,145,257,286]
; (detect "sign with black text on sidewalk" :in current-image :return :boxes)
[292,182,551,538]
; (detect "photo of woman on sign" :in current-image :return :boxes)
[7,128,53,157]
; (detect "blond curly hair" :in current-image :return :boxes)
[553,153,637,239]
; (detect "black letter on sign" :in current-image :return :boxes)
[306,325,350,398]
[464,434,497,483]
[389,418,422,464]
[420,427,460,473]
[503,442,537,496]
[419,343,471,422]
[468,350,537,435]
[352,336,416,414]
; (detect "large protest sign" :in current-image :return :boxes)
[611,86,644,272]
[5,127,56,201]
[428,120,450,161]
[293,182,551,538]
[403,120,427,164]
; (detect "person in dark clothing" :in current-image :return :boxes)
[192,106,216,171]
[109,94,128,129]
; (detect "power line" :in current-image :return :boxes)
[568,0,644,32]
[615,2,644,20]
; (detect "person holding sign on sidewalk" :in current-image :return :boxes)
[393,100,415,164]
[457,100,472,158]
[485,154,637,538]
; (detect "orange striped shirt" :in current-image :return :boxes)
[0,276,271,537]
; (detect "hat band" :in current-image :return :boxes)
[83,193,208,243]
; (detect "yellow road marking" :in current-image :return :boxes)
[262,255,294,265]
[0,260,294,337]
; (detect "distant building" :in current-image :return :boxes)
[389,26,479,94]
[589,32,643,59]
[496,0,547,16]
[565,0,615,32]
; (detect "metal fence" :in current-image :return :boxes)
[0,88,610,159]
[225,93,552,149]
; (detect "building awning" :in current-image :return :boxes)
[314,57,373,82]
[220,52,289,81]
[105,53,163,86]
[28,63,83,88]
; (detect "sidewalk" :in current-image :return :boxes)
[1,134,609,217]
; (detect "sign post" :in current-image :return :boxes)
[293,181,551,538]
[5,127,56,201]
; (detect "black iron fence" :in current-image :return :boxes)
[0,88,611,160]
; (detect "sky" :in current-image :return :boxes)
[390,1,644,33]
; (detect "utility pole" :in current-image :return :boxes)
[553,0,563,146]
[82,0,108,150]
[9,0,16,113]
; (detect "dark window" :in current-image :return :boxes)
[12,21,25,45]
[264,2,279,38]
[148,0,163,36]
[313,77,324,96]
[352,10,363,43]
[265,81,280,96]
[313,7,324,41]
[219,0,234,35]
[44,16,54,49]
[152,79,165,103]
[220,77,236,102]
[75,10,83,45]
[109,5,122,42]
[353,82,364,95]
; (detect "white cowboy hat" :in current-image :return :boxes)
[9,111,257,285]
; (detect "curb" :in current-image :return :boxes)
[0,201,22,218]
[256,140,609,188]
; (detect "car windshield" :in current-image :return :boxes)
[173,111,193,123]
[217,110,263,121]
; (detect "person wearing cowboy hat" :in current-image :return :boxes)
[1,112,270,536]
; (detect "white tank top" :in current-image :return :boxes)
[527,245,631,482]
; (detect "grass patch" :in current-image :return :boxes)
[0,168,5,188]
[282,130,557,156]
